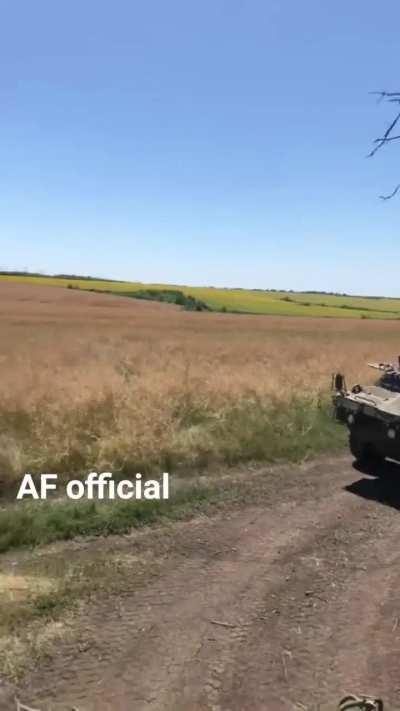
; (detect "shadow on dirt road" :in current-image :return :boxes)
[346,459,400,511]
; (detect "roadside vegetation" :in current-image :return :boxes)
[0,397,344,553]
[111,287,211,311]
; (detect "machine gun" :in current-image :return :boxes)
[338,696,383,710]
[367,358,400,393]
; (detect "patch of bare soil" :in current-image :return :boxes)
[0,281,178,324]
[4,454,400,710]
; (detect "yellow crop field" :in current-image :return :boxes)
[1,273,400,319]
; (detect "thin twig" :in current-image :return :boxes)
[208,618,237,629]
[370,90,400,106]
[373,134,400,144]
[15,699,42,711]
[379,184,400,200]
[281,649,292,683]
[367,111,400,157]
[369,90,400,198]
[281,652,289,681]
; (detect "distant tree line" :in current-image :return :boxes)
[0,270,392,301]
[120,288,211,312]
[0,270,123,282]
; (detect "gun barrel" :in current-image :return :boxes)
[367,362,394,372]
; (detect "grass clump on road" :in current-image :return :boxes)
[0,552,148,679]
[0,485,214,553]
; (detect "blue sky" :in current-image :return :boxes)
[1,0,400,295]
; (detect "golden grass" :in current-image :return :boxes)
[0,281,398,482]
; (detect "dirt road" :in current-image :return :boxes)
[11,454,400,710]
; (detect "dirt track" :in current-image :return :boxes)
[10,454,400,710]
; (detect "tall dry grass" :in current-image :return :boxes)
[0,282,399,483]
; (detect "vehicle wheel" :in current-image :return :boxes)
[349,430,367,462]
[349,430,384,465]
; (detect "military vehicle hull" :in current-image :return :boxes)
[334,382,400,464]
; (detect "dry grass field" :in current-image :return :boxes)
[2,281,400,688]
[1,281,400,487]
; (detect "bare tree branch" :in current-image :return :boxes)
[373,135,400,144]
[15,699,42,711]
[367,110,400,157]
[370,90,400,100]
[379,184,400,200]
[369,91,400,197]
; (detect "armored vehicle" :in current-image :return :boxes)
[333,360,400,464]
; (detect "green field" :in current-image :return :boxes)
[2,273,400,319]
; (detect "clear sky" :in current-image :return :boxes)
[1,0,400,295]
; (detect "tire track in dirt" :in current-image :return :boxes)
[11,455,400,711]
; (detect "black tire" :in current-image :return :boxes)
[349,430,367,462]
[349,429,384,465]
